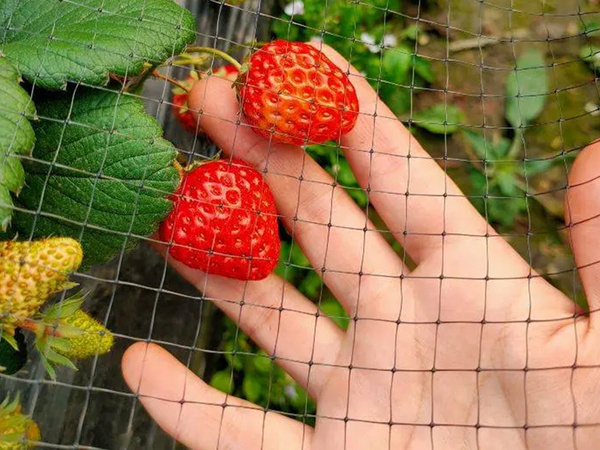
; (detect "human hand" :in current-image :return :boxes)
[121,45,600,449]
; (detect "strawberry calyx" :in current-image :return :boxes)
[22,292,114,380]
[174,151,225,177]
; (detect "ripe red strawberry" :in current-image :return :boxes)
[172,70,200,132]
[159,159,280,280]
[213,64,240,82]
[236,40,359,146]
[172,65,239,133]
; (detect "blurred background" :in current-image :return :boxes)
[3,0,600,447]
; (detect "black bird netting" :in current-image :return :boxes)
[1,0,600,448]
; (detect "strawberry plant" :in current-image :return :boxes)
[1,0,197,380]
[462,50,574,229]
[0,238,114,379]
[0,0,197,266]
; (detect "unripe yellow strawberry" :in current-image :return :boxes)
[0,238,83,334]
[57,310,114,359]
[0,395,40,449]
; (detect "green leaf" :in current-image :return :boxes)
[272,18,302,42]
[319,298,349,330]
[580,19,600,37]
[414,56,435,83]
[41,293,86,320]
[495,137,512,158]
[0,0,196,90]
[0,57,36,230]
[463,129,495,160]
[298,271,323,299]
[524,159,554,176]
[524,152,575,176]
[253,350,273,374]
[348,187,369,208]
[463,130,512,160]
[0,329,27,375]
[580,45,600,73]
[242,373,264,403]
[495,169,519,197]
[401,24,421,41]
[224,340,244,370]
[413,104,464,135]
[210,370,234,395]
[379,83,412,116]
[490,196,524,228]
[290,242,311,267]
[382,46,413,84]
[505,50,548,128]
[13,87,180,267]
[332,157,358,187]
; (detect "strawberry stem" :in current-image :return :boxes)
[152,70,190,92]
[171,53,210,68]
[18,319,62,337]
[184,46,242,71]
[225,40,268,55]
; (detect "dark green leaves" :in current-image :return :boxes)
[0,330,27,375]
[382,46,413,83]
[463,129,511,160]
[505,50,548,128]
[209,370,234,395]
[0,58,36,230]
[413,104,465,135]
[13,87,179,267]
[0,0,196,89]
[580,45,600,73]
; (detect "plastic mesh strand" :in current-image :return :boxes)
[0,0,599,448]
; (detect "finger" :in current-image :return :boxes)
[154,241,343,398]
[188,75,406,314]
[310,43,491,265]
[565,141,600,319]
[122,343,312,450]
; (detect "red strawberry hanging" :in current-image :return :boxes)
[159,159,280,281]
[235,40,360,146]
[172,65,239,133]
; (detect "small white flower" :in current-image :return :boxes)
[284,0,304,16]
[584,102,600,116]
[382,33,398,48]
[284,385,298,399]
[361,32,380,53]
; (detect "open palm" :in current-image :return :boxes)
[121,45,600,449]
